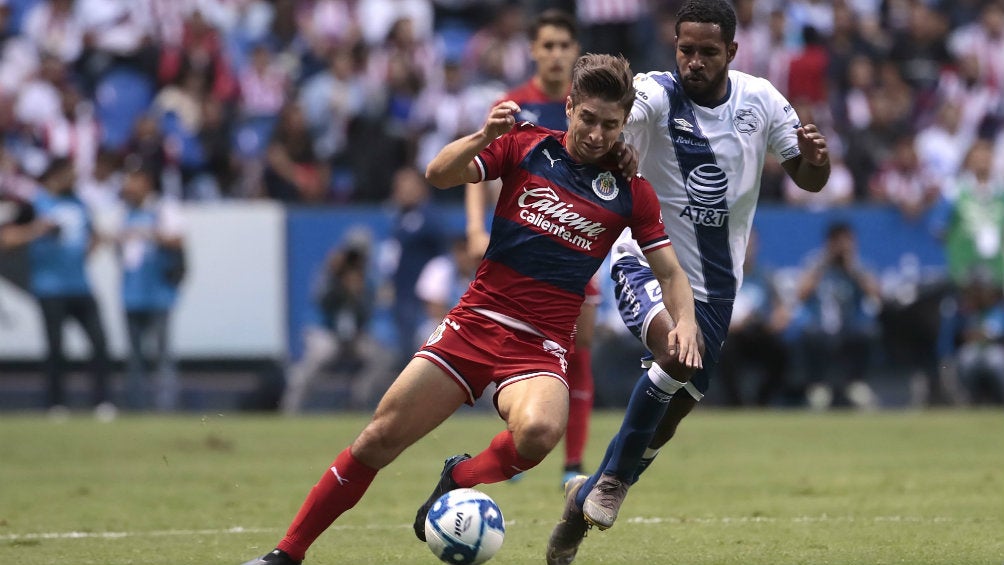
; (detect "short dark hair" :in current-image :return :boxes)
[570,53,635,114]
[528,9,578,42]
[676,0,737,44]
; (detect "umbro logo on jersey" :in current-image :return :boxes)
[542,148,561,167]
[673,118,694,132]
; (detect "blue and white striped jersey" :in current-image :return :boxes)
[615,69,802,303]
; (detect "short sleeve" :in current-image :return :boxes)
[628,177,670,252]
[762,80,801,164]
[475,128,522,182]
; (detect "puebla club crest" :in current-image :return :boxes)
[592,171,619,201]
[734,108,760,134]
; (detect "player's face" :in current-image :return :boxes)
[564,96,627,163]
[675,21,737,104]
[531,25,579,87]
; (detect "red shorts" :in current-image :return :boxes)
[415,306,569,408]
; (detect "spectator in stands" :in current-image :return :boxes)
[238,41,289,123]
[263,101,330,203]
[281,229,394,412]
[39,82,100,181]
[718,230,791,407]
[13,51,68,130]
[574,0,647,67]
[299,44,373,202]
[116,162,185,411]
[730,0,769,78]
[0,157,114,419]
[915,99,976,190]
[787,25,829,121]
[22,0,83,65]
[157,8,237,105]
[122,113,174,196]
[412,57,502,173]
[868,132,942,221]
[948,270,1004,405]
[887,1,952,96]
[461,2,529,85]
[792,221,882,410]
[935,138,1004,288]
[947,1,1004,92]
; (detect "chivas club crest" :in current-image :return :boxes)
[591,171,619,201]
[734,108,760,134]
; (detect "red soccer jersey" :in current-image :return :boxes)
[503,80,569,131]
[458,122,670,346]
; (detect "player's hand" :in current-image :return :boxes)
[482,101,521,140]
[610,140,639,177]
[666,319,703,370]
[796,123,829,167]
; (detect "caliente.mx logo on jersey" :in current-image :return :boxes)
[679,163,729,227]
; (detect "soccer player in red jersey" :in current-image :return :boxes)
[465,9,598,487]
[239,53,702,565]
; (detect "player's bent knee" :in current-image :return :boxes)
[511,418,564,459]
[352,420,409,468]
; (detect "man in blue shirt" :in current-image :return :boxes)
[0,157,113,417]
[117,164,185,411]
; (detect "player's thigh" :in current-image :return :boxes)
[352,356,467,468]
[574,302,598,348]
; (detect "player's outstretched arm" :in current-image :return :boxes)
[644,245,703,369]
[783,123,830,193]
[426,101,522,189]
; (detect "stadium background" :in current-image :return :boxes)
[0,0,1001,411]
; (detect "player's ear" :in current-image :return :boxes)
[565,96,573,119]
[726,41,738,63]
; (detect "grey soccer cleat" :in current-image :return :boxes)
[582,474,629,530]
[545,474,590,565]
[239,548,301,565]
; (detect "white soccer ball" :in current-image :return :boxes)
[424,488,505,565]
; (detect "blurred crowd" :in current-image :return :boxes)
[0,0,998,208]
[1,0,1004,412]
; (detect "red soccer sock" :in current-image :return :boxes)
[277,448,378,561]
[451,430,543,487]
[564,346,594,468]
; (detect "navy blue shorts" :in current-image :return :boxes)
[611,255,732,398]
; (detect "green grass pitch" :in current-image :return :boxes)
[1,409,1002,564]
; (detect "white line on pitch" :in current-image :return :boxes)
[0,515,974,542]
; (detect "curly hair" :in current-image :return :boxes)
[676,0,737,44]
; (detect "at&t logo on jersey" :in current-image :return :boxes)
[680,164,729,227]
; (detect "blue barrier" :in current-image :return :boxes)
[285,204,947,360]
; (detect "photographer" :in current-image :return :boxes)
[791,222,883,409]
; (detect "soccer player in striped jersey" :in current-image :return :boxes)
[466,8,600,488]
[239,53,702,565]
[547,1,831,563]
